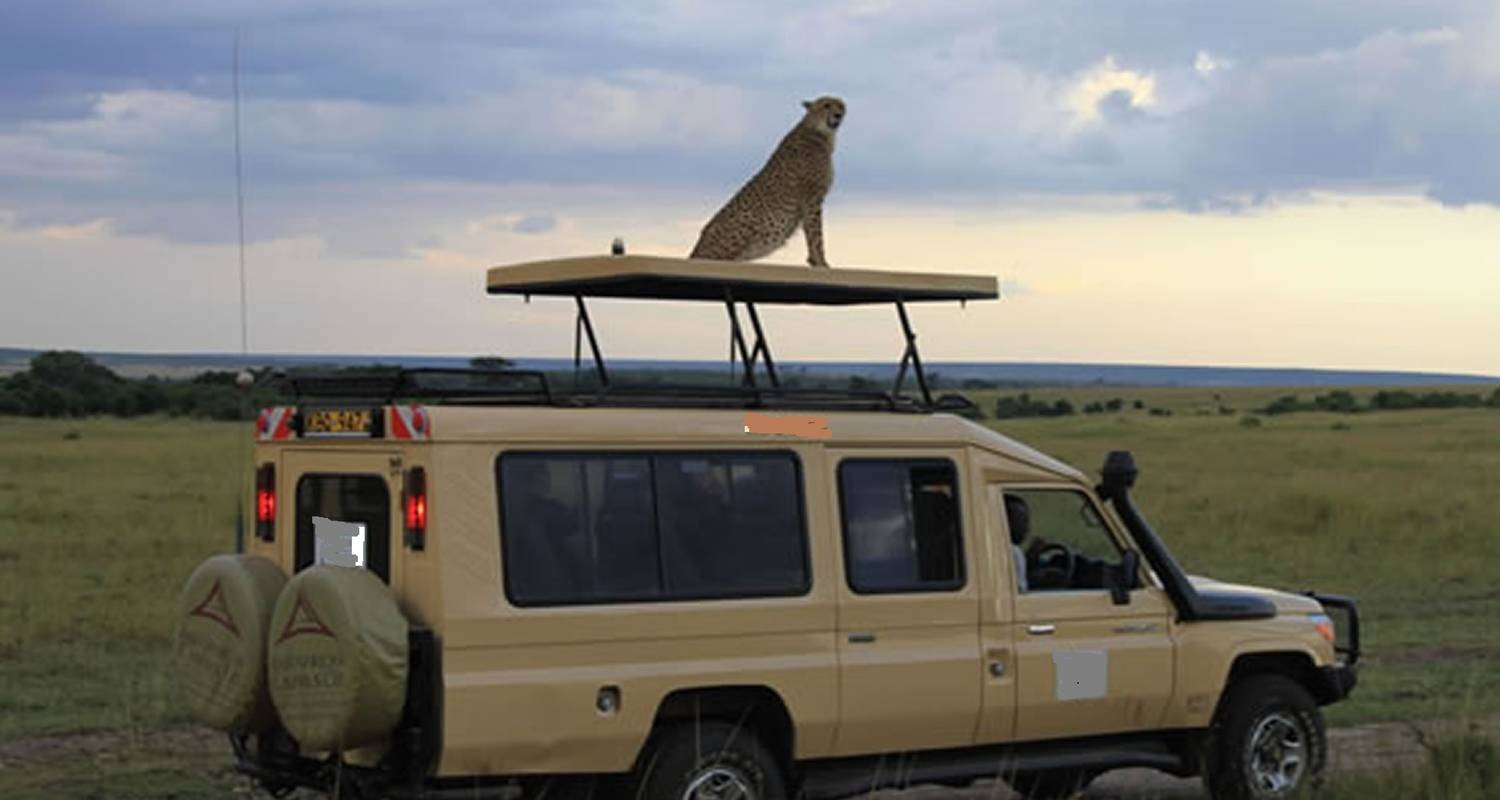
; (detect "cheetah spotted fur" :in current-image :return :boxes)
[690,96,845,268]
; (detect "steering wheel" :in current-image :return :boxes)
[1029,542,1077,590]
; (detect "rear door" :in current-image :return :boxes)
[282,449,402,586]
[829,451,981,755]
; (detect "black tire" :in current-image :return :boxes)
[637,720,787,800]
[1203,674,1326,800]
[1008,768,1093,799]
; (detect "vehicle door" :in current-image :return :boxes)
[829,452,981,755]
[282,449,403,589]
[1002,486,1175,741]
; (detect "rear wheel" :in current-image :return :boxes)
[1007,768,1093,799]
[637,721,787,800]
[1203,674,1326,800]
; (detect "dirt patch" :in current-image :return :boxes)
[3,718,1498,799]
[0,726,227,770]
[1378,644,1500,666]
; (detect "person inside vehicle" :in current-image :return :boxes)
[508,464,588,599]
[1004,494,1033,592]
[1004,493,1115,592]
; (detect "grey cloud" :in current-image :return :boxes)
[509,214,557,234]
[1096,90,1147,125]
[2,0,1499,254]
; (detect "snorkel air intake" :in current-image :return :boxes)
[1098,451,1275,622]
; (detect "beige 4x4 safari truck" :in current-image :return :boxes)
[174,255,1359,800]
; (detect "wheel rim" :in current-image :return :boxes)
[1245,711,1307,796]
[682,764,756,800]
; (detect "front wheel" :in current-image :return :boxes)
[1203,674,1327,800]
[637,721,787,800]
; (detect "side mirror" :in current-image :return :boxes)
[1110,549,1140,606]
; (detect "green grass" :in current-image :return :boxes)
[0,416,246,739]
[1316,724,1500,800]
[1,394,1498,795]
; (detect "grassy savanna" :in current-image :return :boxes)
[970,386,1500,726]
[1,387,1497,797]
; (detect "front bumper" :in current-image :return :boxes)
[1317,663,1359,702]
[1306,591,1361,702]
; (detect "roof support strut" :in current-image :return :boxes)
[892,300,933,406]
[562,287,936,408]
[724,290,781,389]
[745,302,780,387]
[573,295,609,387]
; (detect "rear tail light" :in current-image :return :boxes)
[255,463,276,541]
[404,466,427,550]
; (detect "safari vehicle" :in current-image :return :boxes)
[173,255,1359,800]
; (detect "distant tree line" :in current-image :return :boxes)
[0,352,540,420]
[991,393,1161,420]
[1259,389,1500,416]
[0,352,285,420]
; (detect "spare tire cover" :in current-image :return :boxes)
[173,554,287,733]
[267,565,409,752]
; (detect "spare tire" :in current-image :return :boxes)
[172,554,288,733]
[267,565,409,752]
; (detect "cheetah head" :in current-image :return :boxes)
[801,96,846,135]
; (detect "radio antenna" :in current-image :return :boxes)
[232,29,251,553]
[234,29,249,359]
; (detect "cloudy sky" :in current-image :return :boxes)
[3,1,1498,374]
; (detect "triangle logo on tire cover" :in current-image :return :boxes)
[276,590,336,644]
[188,579,240,638]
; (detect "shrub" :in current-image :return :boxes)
[1262,394,1312,415]
[1315,390,1361,413]
[992,393,1077,420]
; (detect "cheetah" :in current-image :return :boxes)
[690,96,845,268]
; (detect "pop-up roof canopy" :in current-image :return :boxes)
[485,253,999,408]
[486,254,998,305]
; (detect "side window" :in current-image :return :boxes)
[655,454,807,596]
[499,454,660,605]
[498,452,807,606]
[1003,488,1121,593]
[839,459,964,593]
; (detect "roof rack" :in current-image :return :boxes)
[487,253,999,407]
[279,366,978,414]
[284,367,553,405]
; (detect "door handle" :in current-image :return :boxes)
[1027,624,1056,636]
[847,632,876,644]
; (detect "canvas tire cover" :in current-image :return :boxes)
[173,554,287,733]
[267,565,409,752]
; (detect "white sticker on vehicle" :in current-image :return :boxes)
[1054,649,1108,700]
[313,516,367,568]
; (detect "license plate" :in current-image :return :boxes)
[302,408,378,438]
